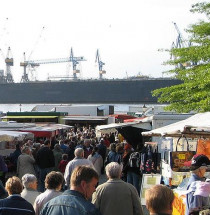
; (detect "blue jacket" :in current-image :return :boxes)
[40,190,101,215]
[0,195,35,215]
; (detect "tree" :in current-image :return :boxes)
[153,2,210,113]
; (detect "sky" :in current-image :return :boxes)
[0,0,205,82]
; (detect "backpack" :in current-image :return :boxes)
[129,152,140,168]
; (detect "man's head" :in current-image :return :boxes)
[145,184,174,215]
[44,139,51,147]
[74,148,84,158]
[84,139,91,147]
[22,174,38,190]
[5,176,23,195]
[70,166,99,200]
[45,171,64,191]
[105,162,122,179]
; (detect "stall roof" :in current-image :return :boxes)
[2,116,58,119]
[43,124,73,130]
[20,124,73,138]
[63,116,108,121]
[0,130,34,141]
[96,120,151,133]
[142,112,210,137]
[0,121,36,130]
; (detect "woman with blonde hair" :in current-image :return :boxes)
[0,176,35,215]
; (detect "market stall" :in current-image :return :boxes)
[20,126,57,138]
[142,112,210,215]
[0,130,34,156]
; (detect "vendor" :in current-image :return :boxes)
[184,154,210,215]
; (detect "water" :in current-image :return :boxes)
[0,103,149,113]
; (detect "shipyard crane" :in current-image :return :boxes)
[171,22,193,69]
[20,47,86,81]
[173,22,188,48]
[0,47,14,83]
[95,49,106,79]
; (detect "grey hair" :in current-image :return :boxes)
[74,148,84,158]
[22,174,37,188]
[105,162,122,179]
[21,146,30,153]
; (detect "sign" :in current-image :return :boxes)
[140,174,162,205]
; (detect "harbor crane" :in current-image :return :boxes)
[173,22,188,48]
[171,22,193,68]
[20,47,86,82]
[95,49,106,79]
[0,47,14,83]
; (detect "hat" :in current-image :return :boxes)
[184,154,210,170]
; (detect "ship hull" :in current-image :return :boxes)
[0,79,181,104]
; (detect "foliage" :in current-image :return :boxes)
[153,2,210,113]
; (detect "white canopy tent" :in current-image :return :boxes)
[142,112,210,138]
[0,130,34,142]
[0,121,36,131]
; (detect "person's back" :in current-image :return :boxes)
[41,190,99,215]
[0,176,35,215]
[92,162,143,215]
[34,171,63,215]
[36,145,54,169]
[0,195,35,215]
[93,179,140,215]
[64,148,94,188]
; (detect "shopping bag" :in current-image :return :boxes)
[170,137,195,172]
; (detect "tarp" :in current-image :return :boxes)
[142,112,210,137]
[96,120,151,149]
[96,120,151,134]
[20,124,73,138]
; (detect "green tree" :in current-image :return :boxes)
[153,2,210,113]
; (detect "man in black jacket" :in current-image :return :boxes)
[36,140,55,192]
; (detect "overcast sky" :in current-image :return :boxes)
[0,0,205,82]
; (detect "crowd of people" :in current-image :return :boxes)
[0,124,209,215]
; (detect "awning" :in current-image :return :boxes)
[109,114,136,120]
[21,126,57,138]
[2,116,58,119]
[142,112,210,137]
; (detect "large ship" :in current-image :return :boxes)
[0,48,181,104]
[0,78,181,104]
